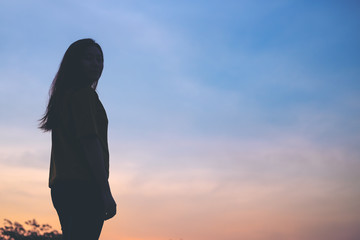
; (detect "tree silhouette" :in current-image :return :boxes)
[0,219,62,240]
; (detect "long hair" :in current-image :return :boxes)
[39,38,104,131]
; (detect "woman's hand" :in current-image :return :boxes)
[103,191,117,220]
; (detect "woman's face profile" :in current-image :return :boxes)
[80,45,103,82]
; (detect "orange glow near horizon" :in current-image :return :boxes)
[1,157,359,240]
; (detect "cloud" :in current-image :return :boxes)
[0,125,49,169]
[108,129,360,194]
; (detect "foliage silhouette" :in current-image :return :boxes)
[0,219,62,240]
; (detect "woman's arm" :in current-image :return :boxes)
[80,136,116,220]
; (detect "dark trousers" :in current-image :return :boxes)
[51,181,105,240]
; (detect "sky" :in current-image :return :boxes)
[1,0,360,239]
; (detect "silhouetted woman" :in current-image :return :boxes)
[39,38,116,240]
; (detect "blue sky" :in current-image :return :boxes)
[1,1,360,239]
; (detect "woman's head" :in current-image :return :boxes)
[56,38,104,90]
[39,38,104,131]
